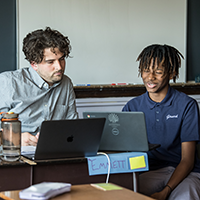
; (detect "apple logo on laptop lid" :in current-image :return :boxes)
[67,135,74,142]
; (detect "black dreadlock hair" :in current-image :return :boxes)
[137,44,184,82]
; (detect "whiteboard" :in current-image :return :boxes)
[18,0,186,85]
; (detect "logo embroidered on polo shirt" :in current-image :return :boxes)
[166,114,178,120]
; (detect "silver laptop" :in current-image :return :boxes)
[83,112,160,152]
[22,118,106,161]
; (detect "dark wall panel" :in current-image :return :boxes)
[187,0,200,81]
[0,0,16,73]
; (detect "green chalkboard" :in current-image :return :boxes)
[187,0,200,81]
[0,0,16,73]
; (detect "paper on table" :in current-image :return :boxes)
[21,146,36,155]
[19,182,71,200]
[91,183,123,191]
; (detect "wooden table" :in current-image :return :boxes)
[1,184,154,200]
[0,159,32,192]
[32,157,134,190]
[0,157,134,192]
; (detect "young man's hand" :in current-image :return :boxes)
[151,186,171,200]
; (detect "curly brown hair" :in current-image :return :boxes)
[137,44,184,82]
[22,27,71,64]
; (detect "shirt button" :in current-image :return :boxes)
[156,111,159,114]
[156,119,159,122]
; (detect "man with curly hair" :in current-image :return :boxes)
[0,27,78,146]
[123,44,200,199]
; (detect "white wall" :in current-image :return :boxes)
[76,95,200,118]
[18,0,186,85]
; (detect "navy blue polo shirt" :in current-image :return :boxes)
[123,86,200,172]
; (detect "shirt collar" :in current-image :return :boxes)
[29,67,61,89]
[145,85,174,109]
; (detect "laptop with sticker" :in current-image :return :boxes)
[83,112,160,152]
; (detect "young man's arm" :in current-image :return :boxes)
[151,141,196,200]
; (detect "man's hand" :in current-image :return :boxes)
[21,132,40,146]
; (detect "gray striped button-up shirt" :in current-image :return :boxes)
[0,67,78,135]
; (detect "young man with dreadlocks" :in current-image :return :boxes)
[0,27,78,146]
[123,44,200,200]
